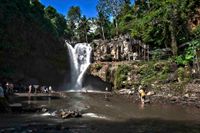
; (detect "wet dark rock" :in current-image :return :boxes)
[193,79,200,84]
[60,110,82,119]
[192,71,200,79]
[118,89,134,95]
[166,73,178,83]
[188,97,198,102]
[146,91,155,96]
[170,96,179,102]
[40,105,48,113]
[144,99,150,104]
[42,107,48,113]
[154,62,165,71]
[0,98,10,112]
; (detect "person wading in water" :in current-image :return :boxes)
[138,85,146,105]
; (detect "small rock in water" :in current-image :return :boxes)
[170,96,178,102]
[118,89,133,95]
[60,110,82,119]
[144,99,150,104]
[51,111,57,117]
[146,91,155,96]
[41,107,48,113]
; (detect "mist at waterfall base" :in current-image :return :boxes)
[66,42,92,90]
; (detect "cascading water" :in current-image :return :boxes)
[66,42,92,90]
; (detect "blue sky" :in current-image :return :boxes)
[40,0,134,18]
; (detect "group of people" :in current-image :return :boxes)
[28,85,53,94]
[0,82,15,100]
[0,81,54,98]
[0,80,148,106]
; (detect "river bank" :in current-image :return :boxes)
[116,83,200,109]
[89,61,200,109]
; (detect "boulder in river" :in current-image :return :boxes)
[60,110,82,119]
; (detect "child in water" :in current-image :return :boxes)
[138,85,146,104]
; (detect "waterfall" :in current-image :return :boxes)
[66,42,92,89]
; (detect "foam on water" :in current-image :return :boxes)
[82,113,109,120]
[66,89,108,94]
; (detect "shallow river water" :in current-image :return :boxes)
[0,92,200,133]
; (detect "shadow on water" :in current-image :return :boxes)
[0,116,199,133]
[71,118,200,133]
[16,96,61,101]
[83,74,112,91]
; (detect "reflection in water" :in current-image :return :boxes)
[139,103,145,110]
[48,94,51,105]
[28,94,31,105]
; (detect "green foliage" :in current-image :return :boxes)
[94,63,103,71]
[117,0,199,57]
[0,0,68,81]
[177,67,185,81]
[139,62,157,83]
[175,40,200,65]
[97,0,127,35]
[114,65,131,89]
[77,15,90,42]
[45,6,57,19]
[66,6,93,42]
[96,0,126,18]
[138,61,170,85]
[193,25,200,38]
[151,49,163,60]
[44,6,67,37]
[118,14,134,34]
[95,12,112,40]
[67,6,81,23]
[66,6,81,42]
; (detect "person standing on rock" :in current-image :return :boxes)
[0,83,4,98]
[48,86,52,93]
[28,85,32,94]
[28,85,32,105]
[5,82,9,94]
[5,82,14,95]
[104,87,110,101]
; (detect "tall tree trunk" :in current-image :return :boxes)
[169,24,178,56]
[115,18,119,36]
[85,28,88,43]
[169,4,178,56]
[101,23,105,40]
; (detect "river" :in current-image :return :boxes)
[0,92,199,133]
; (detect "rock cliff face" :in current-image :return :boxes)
[89,61,200,91]
[91,36,148,62]
[90,62,141,90]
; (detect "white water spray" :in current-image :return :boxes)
[66,42,92,89]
